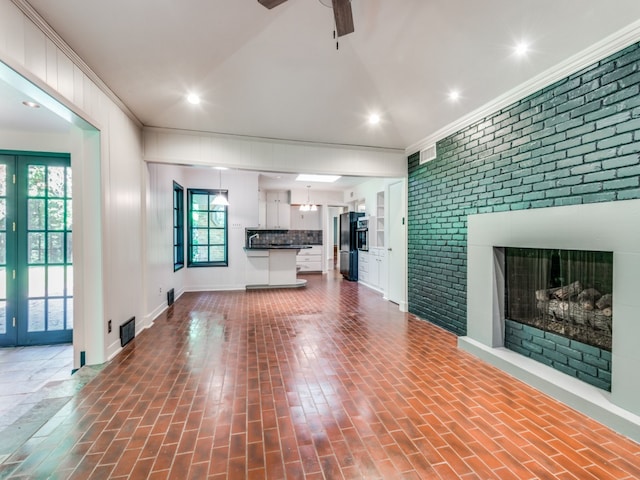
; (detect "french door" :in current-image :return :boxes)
[0,152,73,346]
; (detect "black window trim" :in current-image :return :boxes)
[173,181,185,271]
[187,187,228,268]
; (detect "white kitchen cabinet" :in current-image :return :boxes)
[265,190,290,229]
[245,249,270,285]
[361,247,386,293]
[245,248,307,288]
[358,250,369,283]
[297,245,323,272]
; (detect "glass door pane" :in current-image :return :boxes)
[18,157,72,345]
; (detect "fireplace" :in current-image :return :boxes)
[460,199,640,441]
[505,248,613,349]
[503,247,613,390]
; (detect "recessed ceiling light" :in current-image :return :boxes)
[213,166,228,170]
[296,174,341,183]
[22,100,40,108]
[514,41,530,57]
[368,113,381,125]
[448,90,461,102]
[186,93,200,105]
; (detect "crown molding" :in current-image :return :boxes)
[406,19,640,156]
[11,0,142,128]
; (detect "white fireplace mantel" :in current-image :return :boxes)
[459,199,640,443]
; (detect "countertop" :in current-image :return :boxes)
[244,245,312,251]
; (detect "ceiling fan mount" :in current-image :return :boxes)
[258,0,354,37]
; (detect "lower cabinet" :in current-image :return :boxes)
[360,247,386,293]
[297,245,323,272]
[358,250,369,283]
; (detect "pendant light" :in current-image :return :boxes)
[299,185,317,212]
[212,168,229,206]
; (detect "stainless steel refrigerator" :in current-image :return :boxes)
[339,212,364,281]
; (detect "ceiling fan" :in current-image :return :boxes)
[258,0,355,37]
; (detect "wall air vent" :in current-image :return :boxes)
[419,144,437,164]
[120,317,135,347]
[167,288,175,306]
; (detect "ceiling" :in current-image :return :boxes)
[12,0,640,153]
[0,78,71,134]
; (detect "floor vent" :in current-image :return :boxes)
[167,288,175,306]
[120,317,135,347]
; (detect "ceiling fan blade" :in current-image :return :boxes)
[258,0,288,9]
[332,0,354,37]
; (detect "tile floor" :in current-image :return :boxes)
[1,273,639,479]
[0,344,73,424]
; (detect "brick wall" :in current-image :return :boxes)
[408,41,640,336]
[505,320,611,391]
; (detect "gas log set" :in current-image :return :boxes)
[534,281,612,350]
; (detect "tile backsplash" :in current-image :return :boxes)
[246,229,322,247]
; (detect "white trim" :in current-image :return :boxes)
[187,285,247,292]
[406,19,640,156]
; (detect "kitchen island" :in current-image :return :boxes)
[245,246,310,289]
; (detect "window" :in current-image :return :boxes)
[173,181,184,271]
[187,188,228,267]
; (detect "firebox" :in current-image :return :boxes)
[504,247,613,350]
[503,247,613,391]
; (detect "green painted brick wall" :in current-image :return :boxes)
[408,41,640,336]
[504,320,611,391]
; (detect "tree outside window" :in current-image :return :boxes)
[187,188,228,267]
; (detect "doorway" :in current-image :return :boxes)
[0,152,73,347]
[326,206,346,271]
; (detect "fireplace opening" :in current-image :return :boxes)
[505,247,613,351]
[503,247,613,391]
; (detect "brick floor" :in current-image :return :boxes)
[0,273,638,479]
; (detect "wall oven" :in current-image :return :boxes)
[356,218,369,251]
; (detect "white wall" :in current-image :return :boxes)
[147,164,260,295]
[103,105,144,359]
[0,0,145,365]
[144,127,407,178]
[0,129,72,152]
[145,163,186,323]
[183,168,259,290]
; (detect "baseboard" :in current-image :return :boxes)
[185,285,247,292]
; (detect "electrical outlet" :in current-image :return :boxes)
[159,287,162,294]
[108,319,112,333]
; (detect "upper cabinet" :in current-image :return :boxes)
[265,190,291,229]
